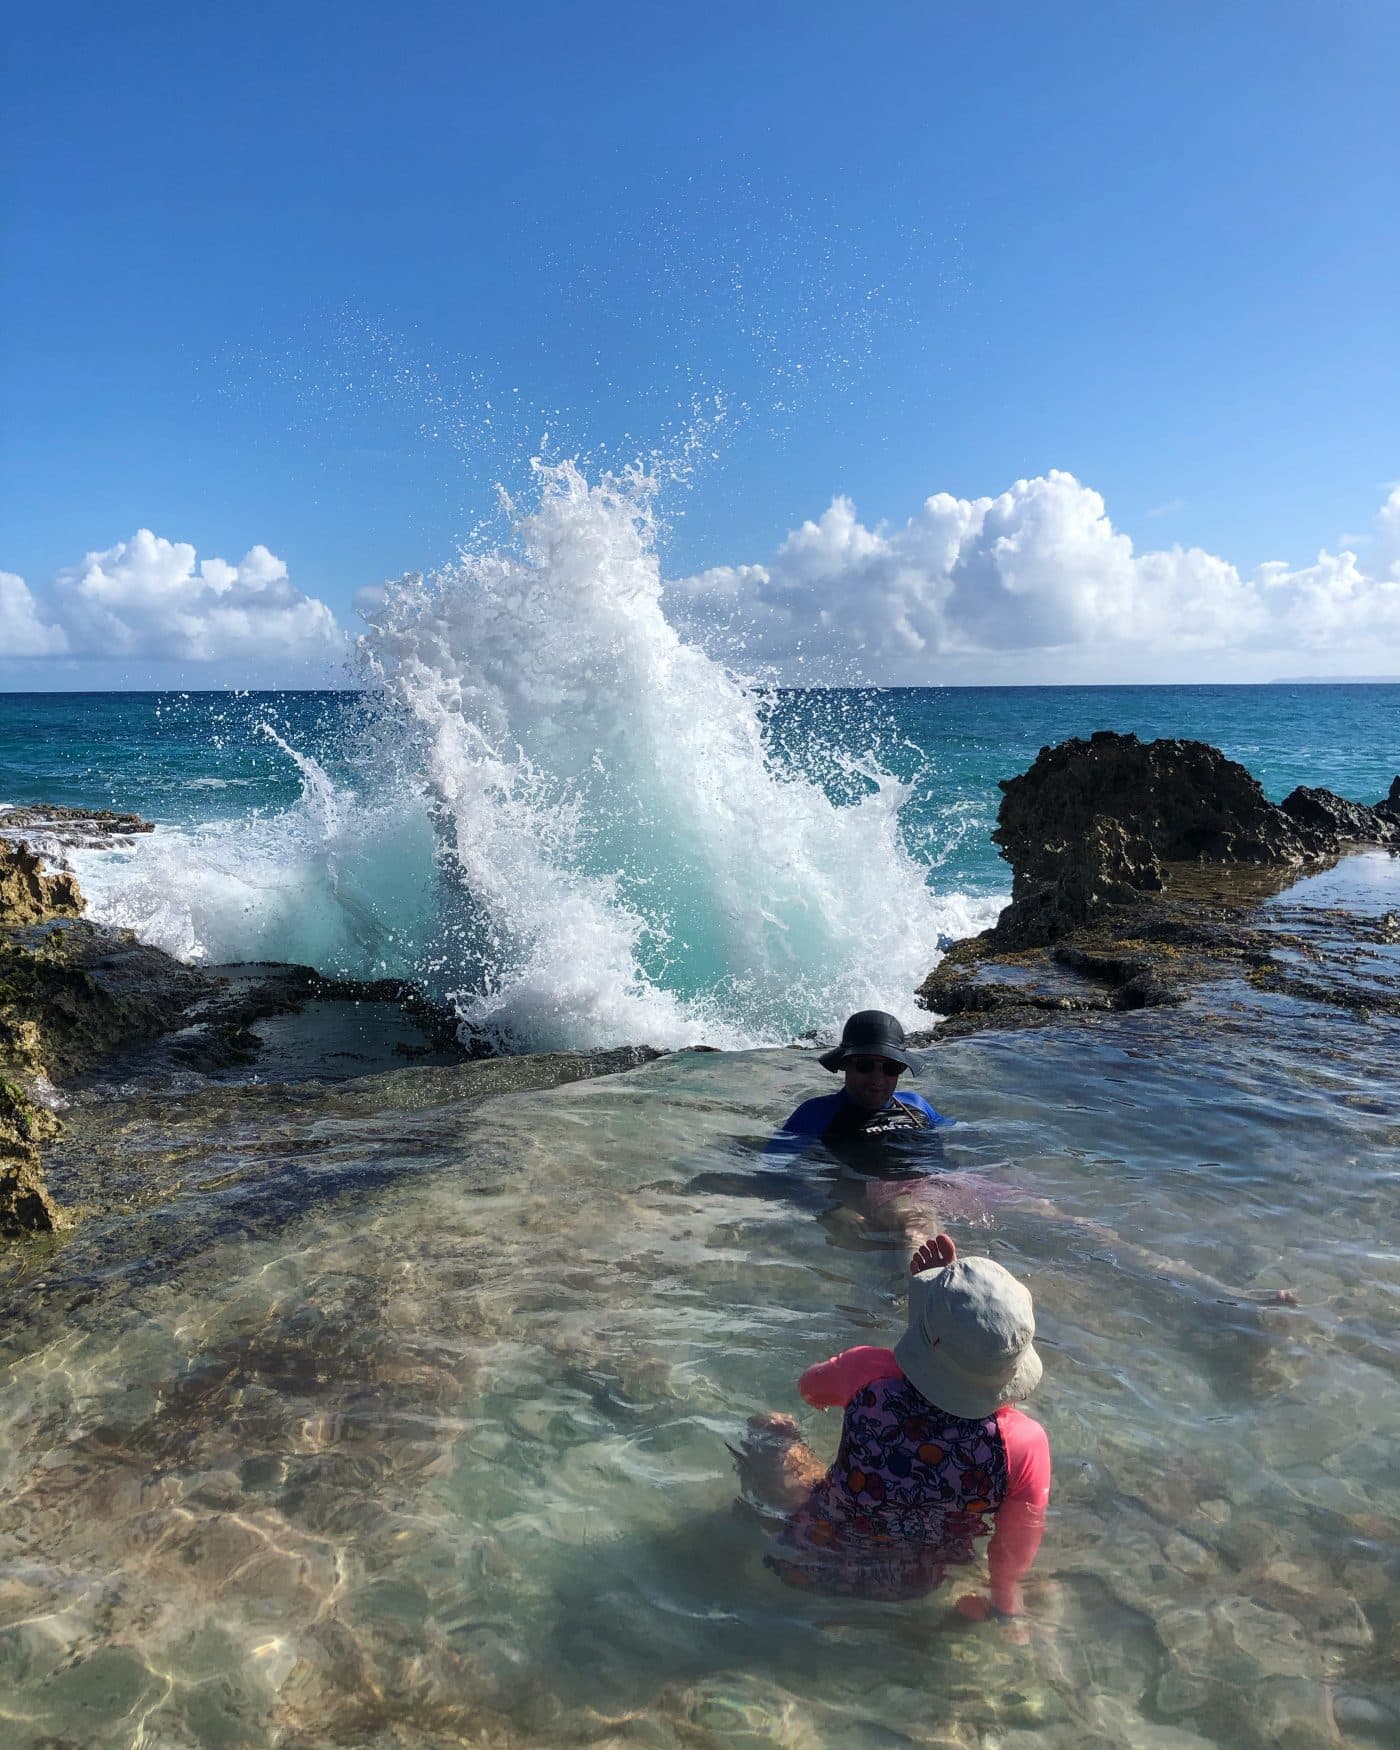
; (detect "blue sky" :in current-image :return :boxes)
[3,0,1398,686]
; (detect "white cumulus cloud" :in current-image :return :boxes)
[0,571,68,656]
[665,474,1400,683]
[1,531,345,674]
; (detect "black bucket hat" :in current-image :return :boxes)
[818,1010,922,1074]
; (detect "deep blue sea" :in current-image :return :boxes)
[3,683,1398,1052]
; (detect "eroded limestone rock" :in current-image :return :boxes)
[0,838,84,928]
[0,1077,63,1235]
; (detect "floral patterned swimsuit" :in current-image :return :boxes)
[767,1346,1051,1609]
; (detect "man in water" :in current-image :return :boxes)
[766,1012,1297,1307]
[754,1009,963,1245]
[775,1009,942,1149]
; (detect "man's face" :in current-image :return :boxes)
[842,1054,904,1113]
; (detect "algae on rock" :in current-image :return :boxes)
[1,835,212,1236]
[0,1076,63,1235]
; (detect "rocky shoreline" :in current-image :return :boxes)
[917,731,1400,1035]
[5,734,1399,1239]
[1,808,521,1236]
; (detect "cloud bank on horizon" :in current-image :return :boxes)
[0,530,344,685]
[668,472,1400,685]
[4,473,1398,687]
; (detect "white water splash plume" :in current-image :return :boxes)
[68,722,439,980]
[358,457,979,1054]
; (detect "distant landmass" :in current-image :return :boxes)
[1270,676,1400,685]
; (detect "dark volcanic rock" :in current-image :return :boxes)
[919,734,1400,1033]
[0,803,154,845]
[989,814,1165,947]
[1372,776,1400,827]
[987,733,1350,949]
[1280,785,1400,845]
[995,732,1323,886]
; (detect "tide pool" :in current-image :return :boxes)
[3,944,1395,1746]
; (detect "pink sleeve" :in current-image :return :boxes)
[987,1409,1052,1614]
[798,1346,903,1409]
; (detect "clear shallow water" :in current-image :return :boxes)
[3,963,1398,1748]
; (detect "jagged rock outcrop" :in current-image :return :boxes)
[0,838,85,927]
[987,814,1165,946]
[919,733,1400,1028]
[1281,784,1400,845]
[986,732,1396,949]
[1,817,218,1235]
[0,803,153,844]
[993,733,1325,876]
[0,920,214,1081]
[0,811,509,1239]
[0,908,217,1235]
[0,1078,63,1236]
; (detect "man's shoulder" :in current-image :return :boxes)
[895,1090,944,1123]
[779,1092,844,1136]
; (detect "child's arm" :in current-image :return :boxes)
[798,1345,902,1409]
[977,1410,1052,1617]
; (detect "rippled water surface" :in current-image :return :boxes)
[4,939,1398,1747]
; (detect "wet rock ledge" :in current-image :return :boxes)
[918,731,1400,1035]
[0,810,463,1239]
[1,805,667,1240]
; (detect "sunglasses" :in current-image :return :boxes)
[847,1056,905,1076]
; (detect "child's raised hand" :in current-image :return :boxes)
[909,1232,957,1275]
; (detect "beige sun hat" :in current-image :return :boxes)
[893,1254,1042,1420]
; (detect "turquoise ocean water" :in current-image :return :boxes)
[4,684,1397,885]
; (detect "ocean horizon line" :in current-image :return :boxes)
[3,677,1400,700]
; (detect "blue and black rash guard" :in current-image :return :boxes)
[771,1089,944,1153]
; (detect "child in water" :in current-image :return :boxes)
[736,1234,1050,1620]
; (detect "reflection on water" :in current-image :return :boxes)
[2,998,1399,1748]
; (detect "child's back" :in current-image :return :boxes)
[768,1343,1049,1607]
[738,1236,1051,1617]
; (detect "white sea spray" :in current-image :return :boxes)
[357,457,986,1050]
[68,458,1004,1049]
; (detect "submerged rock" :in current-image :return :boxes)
[1250,1675,1343,1750]
[1153,1594,1337,1747]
